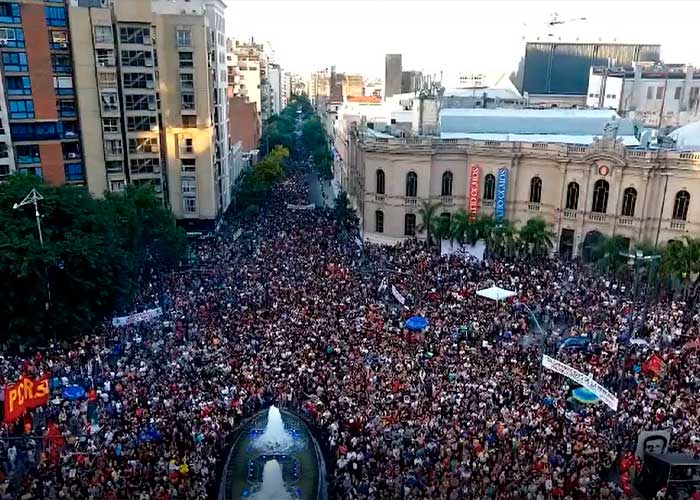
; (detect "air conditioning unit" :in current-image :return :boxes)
[144,60,153,67]
[148,102,156,110]
[67,152,78,159]
[59,43,68,48]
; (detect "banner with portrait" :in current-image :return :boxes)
[635,429,671,459]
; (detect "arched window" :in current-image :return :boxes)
[406,172,417,197]
[404,213,416,236]
[565,182,579,210]
[441,171,453,196]
[673,190,690,220]
[621,187,637,217]
[376,169,385,195]
[529,176,542,203]
[483,174,496,200]
[591,179,610,213]
[375,210,384,233]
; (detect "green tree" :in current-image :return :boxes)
[488,219,518,258]
[334,191,355,230]
[661,237,700,298]
[449,210,479,245]
[590,234,630,274]
[518,218,555,257]
[416,200,441,247]
[238,146,288,208]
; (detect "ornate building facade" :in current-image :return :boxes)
[334,127,700,258]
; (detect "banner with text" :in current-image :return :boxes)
[542,354,619,411]
[286,203,315,211]
[495,168,509,221]
[112,307,163,327]
[4,375,49,424]
[468,164,481,220]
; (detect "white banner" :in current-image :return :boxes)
[391,285,406,306]
[286,203,315,211]
[112,307,163,327]
[440,239,486,262]
[232,229,243,241]
[542,354,619,411]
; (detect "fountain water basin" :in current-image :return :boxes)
[249,460,293,500]
[253,406,295,452]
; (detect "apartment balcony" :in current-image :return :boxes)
[374,194,385,203]
[527,203,541,212]
[562,209,577,220]
[669,220,687,231]
[588,212,608,223]
[481,199,493,208]
[179,147,195,158]
[618,216,635,227]
[404,196,417,206]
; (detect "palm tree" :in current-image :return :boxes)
[661,237,700,298]
[489,219,518,258]
[518,218,554,257]
[416,200,440,247]
[449,209,479,245]
[590,234,629,275]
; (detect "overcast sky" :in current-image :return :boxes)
[225,0,700,81]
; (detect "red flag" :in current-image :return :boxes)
[643,354,666,377]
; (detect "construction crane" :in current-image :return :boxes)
[522,12,588,41]
[548,12,587,26]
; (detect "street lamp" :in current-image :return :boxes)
[13,188,50,313]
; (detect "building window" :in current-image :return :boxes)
[404,213,416,236]
[674,87,682,100]
[119,27,151,45]
[183,197,197,214]
[2,52,27,72]
[182,176,197,195]
[128,137,158,154]
[483,173,495,200]
[180,73,194,90]
[441,171,453,196]
[591,179,610,213]
[178,52,193,68]
[129,158,159,174]
[124,94,155,111]
[181,93,195,110]
[9,99,34,119]
[96,49,115,67]
[673,190,690,221]
[110,180,125,192]
[565,182,579,210]
[15,144,39,164]
[621,187,637,217]
[181,158,196,172]
[98,72,118,88]
[44,6,67,27]
[102,118,119,133]
[406,172,417,197]
[94,25,113,44]
[529,176,542,204]
[53,76,74,95]
[646,87,653,100]
[106,161,123,173]
[656,86,663,100]
[120,50,153,67]
[5,76,30,95]
[51,54,71,74]
[691,87,700,106]
[182,115,196,128]
[56,99,76,117]
[10,123,59,141]
[64,163,84,182]
[104,139,122,155]
[376,169,385,194]
[123,72,154,89]
[179,135,194,155]
[375,210,384,233]
[49,30,67,49]
[100,92,119,112]
[0,27,25,48]
[126,115,157,132]
[176,29,191,47]
[0,3,20,24]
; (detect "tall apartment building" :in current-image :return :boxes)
[269,62,282,116]
[309,69,329,105]
[384,54,402,98]
[0,0,82,184]
[69,0,229,230]
[230,39,263,122]
[342,74,363,98]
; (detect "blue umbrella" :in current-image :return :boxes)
[572,387,599,405]
[62,385,86,401]
[405,316,429,331]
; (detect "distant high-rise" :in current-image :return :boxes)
[401,70,422,93]
[385,54,402,98]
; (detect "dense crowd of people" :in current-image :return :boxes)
[0,162,698,500]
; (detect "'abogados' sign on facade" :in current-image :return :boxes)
[468,164,481,220]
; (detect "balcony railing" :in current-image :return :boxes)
[481,199,493,207]
[588,213,607,223]
[618,216,635,226]
[374,194,385,203]
[441,196,454,206]
[562,209,577,220]
[670,220,687,231]
[404,196,417,206]
[527,203,540,212]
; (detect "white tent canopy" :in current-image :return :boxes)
[476,286,516,302]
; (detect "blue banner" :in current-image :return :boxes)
[495,168,509,220]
